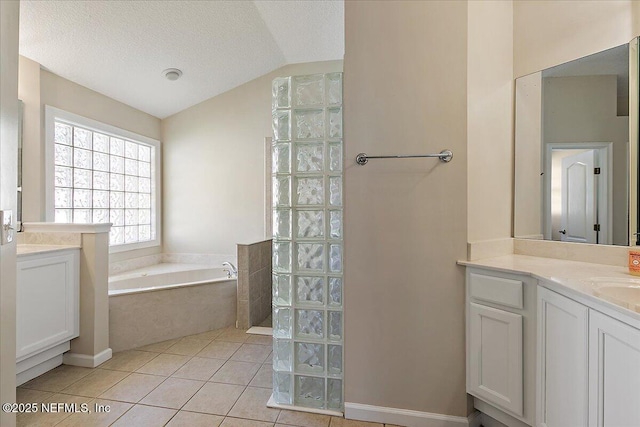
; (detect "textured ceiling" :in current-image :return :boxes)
[19,0,344,119]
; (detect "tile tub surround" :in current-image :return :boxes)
[237,240,273,329]
[109,280,237,352]
[16,326,397,427]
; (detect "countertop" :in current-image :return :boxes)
[17,244,80,257]
[459,254,640,325]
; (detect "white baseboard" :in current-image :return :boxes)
[345,402,472,427]
[63,348,112,368]
[267,395,343,417]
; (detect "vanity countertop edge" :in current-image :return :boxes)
[458,254,640,327]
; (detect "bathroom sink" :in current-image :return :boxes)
[589,278,640,313]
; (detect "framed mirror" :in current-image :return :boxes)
[514,38,638,246]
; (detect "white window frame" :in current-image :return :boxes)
[44,105,161,253]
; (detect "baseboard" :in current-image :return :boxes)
[344,402,471,427]
[267,395,343,417]
[467,411,482,427]
[63,348,112,368]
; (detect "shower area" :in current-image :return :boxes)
[269,72,344,413]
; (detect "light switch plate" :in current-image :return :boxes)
[1,210,13,245]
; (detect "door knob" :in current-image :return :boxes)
[559,229,567,235]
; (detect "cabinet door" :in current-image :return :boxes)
[16,252,79,360]
[589,310,640,427]
[537,287,588,427]
[468,302,523,416]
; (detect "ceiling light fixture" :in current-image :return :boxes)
[162,68,182,81]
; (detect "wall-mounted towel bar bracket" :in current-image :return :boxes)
[355,149,453,166]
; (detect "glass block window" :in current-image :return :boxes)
[46,106,160,250]
[271,73,343,412]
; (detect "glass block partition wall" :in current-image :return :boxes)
[271,73,344,412]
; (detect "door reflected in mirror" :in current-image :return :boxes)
[514,41,636,246]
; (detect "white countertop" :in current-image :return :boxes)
[17,244,80,257]
[459,254,640,325]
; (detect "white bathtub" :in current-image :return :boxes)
[108,263,237,352]
[109,263,231,295]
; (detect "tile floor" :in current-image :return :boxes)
[16,327,400,427]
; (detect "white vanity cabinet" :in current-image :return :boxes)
[536,287,589,427]
[466,268,537,426]
[16,248,80,385]
[588,310,640,427]
[537,288,640,427]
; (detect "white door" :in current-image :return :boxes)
[589,311,640,427]
[560,150,596,243]
[468,302,523,416]
[537,287,589,427]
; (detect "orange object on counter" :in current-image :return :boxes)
[629,250,640,276]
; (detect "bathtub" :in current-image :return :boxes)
[108,263,237,352]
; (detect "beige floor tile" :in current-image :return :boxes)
[249,364,273,389]
[329,417,384,427]
[231,344,272,363]
[210,360,261,386]
[99,350,159,372]
[182,382,244,416]
[216,328,249,343]
[98,373,165,403]
[222,417,274,427]
[140,377,204,409]
[56,399,132,427]
[111,404,176,427]
[165,338,212,356]
[136,353,191,376]
[188,329,224,341]
[16,394,88,427]
[172,356,226,381]
[197,341,242,360]
[166,410,224,427]
[20,365,93,392]
[228,387,280,422]
[61,369,129,398]
[277,409,331,427]
[136,338,181,353]
[246,335,272,346]
[16,387,53,404]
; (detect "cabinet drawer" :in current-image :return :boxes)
[469,272,523,309]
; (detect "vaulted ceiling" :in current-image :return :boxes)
[20,1,344,118]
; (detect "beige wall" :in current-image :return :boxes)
[161,60,342,256]
[18,58,162,261]
[18,56,41,226]
[1,1,19,425]
[514,0,635,78]
[344,0,468,417]
[467,0,514,242]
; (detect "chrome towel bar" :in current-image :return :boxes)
[355,149,453,165]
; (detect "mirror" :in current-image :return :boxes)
[514,39,638,246]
